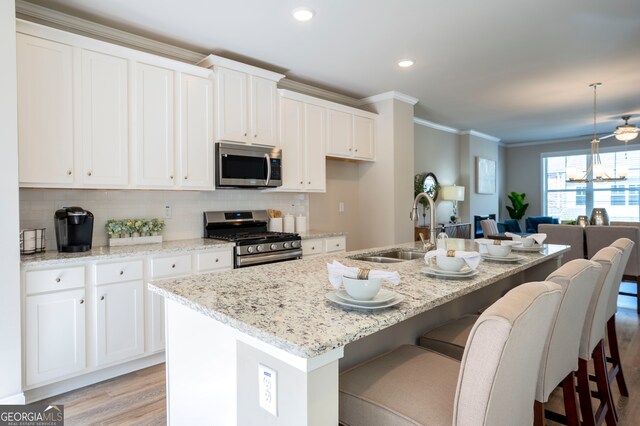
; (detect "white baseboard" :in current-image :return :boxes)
[24,352,165,403]
[0,392,26,404]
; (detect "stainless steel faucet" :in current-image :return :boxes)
[411,192,436,250]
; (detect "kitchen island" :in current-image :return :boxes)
[149,241,569,425]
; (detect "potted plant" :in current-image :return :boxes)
[506,192,529,228]
[106,218,165,246]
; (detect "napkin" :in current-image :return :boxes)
[424,249,481,270]
[505,232,547,245]
[326,260,401,289]
[474,238,522,246]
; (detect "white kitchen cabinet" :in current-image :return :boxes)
[135,63,175,188]
[352,115,375,160]
[327,109,353,158]
[25,289,86,386]
[250,75,279,147]
[216,67,248,143]
[95,280,145,366]
[325,236,347,253]
[81,50,129,187]
[302,236,346,257]
[17,34,75,186]
[278,97,326,192]
[179,74,214,189]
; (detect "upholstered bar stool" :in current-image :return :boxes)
[577,246,623,426]
[480,219,499,237]
[339,281,562,426]
[604,238,635,397]
[419,259,602,426]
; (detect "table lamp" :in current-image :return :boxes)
[441,185,465,223]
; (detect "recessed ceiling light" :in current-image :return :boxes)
[292,7,315,22]
[398,60,415,68]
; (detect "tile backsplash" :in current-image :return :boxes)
[19,189,308,249]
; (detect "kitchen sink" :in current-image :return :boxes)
[349,249,426,263]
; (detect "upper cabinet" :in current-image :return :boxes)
[16,20,213,191]
[17,34,75,186]
[199,55,284,147]
[327,108,376,161]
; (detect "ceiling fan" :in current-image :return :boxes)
[600,115,639,142]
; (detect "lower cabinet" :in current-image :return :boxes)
[95,280,145,366]
[24,288,86,386]
[302,235,347,258]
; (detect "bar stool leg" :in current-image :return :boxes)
[607,315,629,397]
[562,372,580,426]
[577,358,596,426]
[534,401,545,426]
[593,341,618,425]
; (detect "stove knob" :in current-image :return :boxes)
[291,241,300,248]
[256,245,264,252]
[270,243,278,250]
[247,246,254,253]
[283,242,291,249]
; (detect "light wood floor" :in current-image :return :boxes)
[44,292,640,425]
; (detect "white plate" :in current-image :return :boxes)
[512,245,543,252]
[422,267,479,279]
[334,289,398,305]
[427,264,475,276]
[481,253,525,263]
[325,291,404,310]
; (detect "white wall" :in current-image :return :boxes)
[414,123,462,224]
[0,0,24,403]
[20,189,308,248]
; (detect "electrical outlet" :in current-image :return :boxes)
[339,202,345,213]
[163,205,172,219]
[258,364,277,416]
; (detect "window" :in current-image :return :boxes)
[542,149,640,221]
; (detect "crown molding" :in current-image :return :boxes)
[278,89,378,118]
[278,79,362,107]
[413,117,460,135]
[358,91,419,106]
[504,133,614,148]
[198,54,285,81]
[460,130,501,143]
[15,0,206,63]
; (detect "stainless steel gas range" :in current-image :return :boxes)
[203,210,302,268]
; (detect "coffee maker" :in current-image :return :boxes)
[54,207,94,252]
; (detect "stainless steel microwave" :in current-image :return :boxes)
[215,143,282,188]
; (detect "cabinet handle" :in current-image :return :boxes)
[244,133,247,137]
[354,149,358,152]
[308,181,311,184]
[184,176,188,180]
[87,171,92,176]
[348,148,352,151]
[119,270,124,275]
[80,299,84,304]
[170,175,174,179]
[172,264,176,268]
[100,295,105,301]
[55,277,61,283]
[300,181,303,184]
[311,246,315,250]
[336,243,340,247]
[215,258,219,263]
[67,170,72,175]
[254,134,257,138]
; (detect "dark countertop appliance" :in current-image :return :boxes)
[54,206,94,252]
[204,210,301,268]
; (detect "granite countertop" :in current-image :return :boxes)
[20,238,235,267]
[149,241,569,359]
[301,230,347,240]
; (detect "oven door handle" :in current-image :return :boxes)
[264,153,271,186]
[236,249,302,267]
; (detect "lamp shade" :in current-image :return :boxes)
[441,185,465,201]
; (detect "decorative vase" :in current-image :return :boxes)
[589,208,610,226]
[576,215,589,227]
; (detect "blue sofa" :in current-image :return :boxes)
[525,216,559,233]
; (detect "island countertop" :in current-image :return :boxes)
[149,241,569,359]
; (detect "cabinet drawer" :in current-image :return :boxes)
[150,254,192,278]
[95,260,143,285]
[195,250,233,273]
[302,239,323,257]
[324,236,346,253]
[25,266,85,294]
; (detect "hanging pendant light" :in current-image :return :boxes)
[566,83,627,183]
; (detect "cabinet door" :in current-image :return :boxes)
[136,63,175,187]
[353,115,375,160]
[326,109,352,158]
[25,289,86,386]
[96,281,144,366]
[81,50,129,186]
[250,76,278,147]
[180,74,214,190]
[279,98,304,190]
[216,67,248,143]
[17,34,74,185]
[147,290,165,353]
[304,104,326,192]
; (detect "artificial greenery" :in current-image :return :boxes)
[106,218,165,238]
[506,192,529,220]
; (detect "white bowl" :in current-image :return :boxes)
[342,276,381,301]
[521,237,535,247]
[486,244,512,257]
[435,255,465,272]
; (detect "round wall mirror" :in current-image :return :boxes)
[421,172,439,202]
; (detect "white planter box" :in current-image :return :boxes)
[108,235,163,247]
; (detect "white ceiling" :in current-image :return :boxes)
[23,0,640,144]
